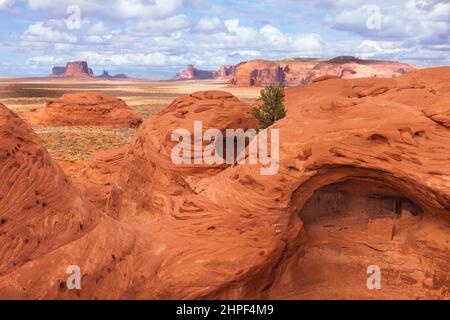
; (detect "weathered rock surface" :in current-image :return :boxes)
[231,56,416,86]
[21,92,143,128]
[1,67,449,300]
[107,90,258,220]
[74,146,128,211]
[0,104,171,299]
[109,67,449,299]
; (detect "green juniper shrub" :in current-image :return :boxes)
[251,85,286,129]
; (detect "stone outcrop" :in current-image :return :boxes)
[218,65,236,79]
[107,90,258,220]
[74,146,128,210]
[0,104,160,299]
[50,61,94,78]
[173,64,235,80]
[49,62,131,80]
[21,92,143,128]
[231,56,416,86]
[1,67,449,300]
[106,67,450,299]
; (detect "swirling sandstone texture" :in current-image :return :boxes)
[231,56,416,86]
[21,92,143,128]
[1,67,449,300]
[0,105,161,299]
[107,90,258,221]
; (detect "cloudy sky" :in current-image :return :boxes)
[0,0,449,78]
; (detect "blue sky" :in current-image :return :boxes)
[0,0,449,79]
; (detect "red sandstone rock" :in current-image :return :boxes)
[21,92,143,128]
[107,68,449,299]
[231,56,416,86]
[231,59,286,86]
[0,104,166,299]
[107,90,258,220]
[74,146,128,211]
[1,67,450,300]
[368,218,394,243]
[50,61,94,78]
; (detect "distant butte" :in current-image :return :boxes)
[49,61,94,78]
[49,61,131,80]
[173,56,417,86]
[173,64,235,81]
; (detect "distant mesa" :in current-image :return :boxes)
[21,91,143,128]
[173,56,416,86]
[173,64,235,80]
[230,56,417,86]
[50,61,94,78]
[49,61,131,80]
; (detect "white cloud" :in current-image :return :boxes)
[25,0,183,20]
[22,21,77,44]
[332,0,450,45]
[194,17,222,33]
[0,0,15,10]
[230,50,261,57]
[29,55,64,64]
[134,14,190,34]
[78,51,188,66]
[260,25,323,52]
[224,19,240,33]
[89,21,107,35]
[358,40,406,58]
[5,0,450,77]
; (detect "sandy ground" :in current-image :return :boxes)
[0,78,261,176]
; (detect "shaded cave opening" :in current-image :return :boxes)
[300,178,423,226]
[268,177,449,299]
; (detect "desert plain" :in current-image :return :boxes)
[0,78,261,177]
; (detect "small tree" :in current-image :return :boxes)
[251,85,286,129]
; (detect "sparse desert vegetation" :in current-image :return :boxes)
[0,78,261,174]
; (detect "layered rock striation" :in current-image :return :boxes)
[21,92,143,128]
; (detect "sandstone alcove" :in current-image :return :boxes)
[269,177,449,300]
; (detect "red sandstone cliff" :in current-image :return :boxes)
[49,61,94,78]
[49,61,131,80]
[231,56,416,86]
